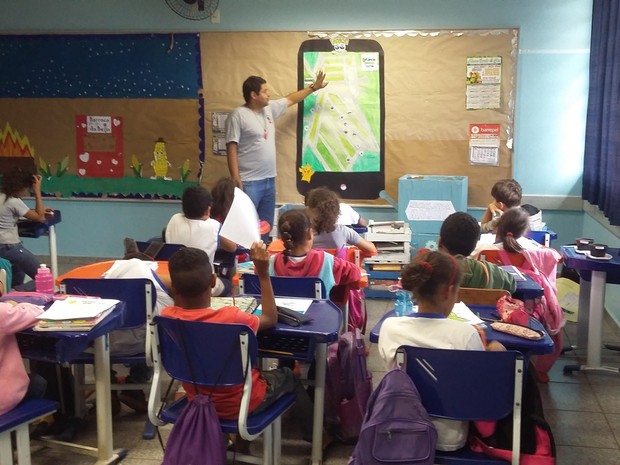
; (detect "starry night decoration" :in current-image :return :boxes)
[0,34,201,99]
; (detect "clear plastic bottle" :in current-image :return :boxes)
[35,264,54,294]
[394,290,414,316]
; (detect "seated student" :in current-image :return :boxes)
[378,250,505,452]
[0,168,54,291]
[165,185,238,296]
[0,300,47,415]
[337,202,367,227]
[305,187,376,255]
[480,178,543,233]
[439,212,516,293]
[271,209,362,297]
[161,244,312,441]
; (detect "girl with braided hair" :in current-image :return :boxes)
[269,208,360,296]
[378,250,505,451]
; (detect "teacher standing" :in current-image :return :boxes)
[225,71,327,242]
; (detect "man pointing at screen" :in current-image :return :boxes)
[225,71,327,242]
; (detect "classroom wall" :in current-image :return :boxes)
[3,0,593,257]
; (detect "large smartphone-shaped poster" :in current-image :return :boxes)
[297,39,384,199]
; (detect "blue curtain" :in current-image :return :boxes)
[583,0,620,225]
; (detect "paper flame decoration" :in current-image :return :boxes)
[0,122,35,157]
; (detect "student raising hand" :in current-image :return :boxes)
[250,241,277,330]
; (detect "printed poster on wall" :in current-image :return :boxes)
[466,56,502,110]
[75,115,124,178]
[469,123,500,165]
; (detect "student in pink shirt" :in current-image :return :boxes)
[0,300,47,415]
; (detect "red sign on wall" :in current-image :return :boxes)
[75,115,124,178]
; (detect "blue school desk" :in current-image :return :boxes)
[18,302,127,464]
[369,304,555,355]
[17,209,62,280]
[250,298,341,465]
[561,245,620,376]
[527,229,558,247]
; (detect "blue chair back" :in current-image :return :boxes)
[239,274,326,299]
[397,346,523,421]
[396,346,524,465]
[154,315,259,387]
[61,277,155,329]
[136,241,185,260]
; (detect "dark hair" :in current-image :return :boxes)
[210,177,236,222]
[278,209,311,262]
[168,247,213,298]
[401,251,463,302]
[440,212,481,256]
[1,167,34,197]
[491,179,522,208]
[304,187,340,235]
[182,186,211,219]
[242,76,266,104]
[496,207,530,253]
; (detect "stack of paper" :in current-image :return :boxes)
[34,297,119,331]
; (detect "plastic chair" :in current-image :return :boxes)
[0,398,59,465]
[60,278,157,436]
[148,316,296,465]
[396,346,524,465]
[238,274,326,299]
[477,249,526,268]
[458,288,510,306]
[136,241,185,261]
[396,346,523,465]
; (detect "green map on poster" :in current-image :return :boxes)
[301,51,381,173]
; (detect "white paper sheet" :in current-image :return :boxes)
[219,187,260,248]
[449,301,484,325]
[38,297,120,320]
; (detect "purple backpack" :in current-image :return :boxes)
[349,369,437,465]
[162,395,227,465]
[325,329,373,443]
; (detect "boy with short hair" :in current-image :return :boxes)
[161,244,312,438]
[480,178,543,232]
[439,212,516,293]
[165,185,238,296]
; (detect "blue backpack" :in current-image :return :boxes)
[349,368,437,465]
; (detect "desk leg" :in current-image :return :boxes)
[577,277,591,349]
[93,334,127,464]
[311,343,327,465]
[565,271,620,375]
[48,225,58,282]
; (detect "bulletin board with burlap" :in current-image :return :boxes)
[200,29,518,207]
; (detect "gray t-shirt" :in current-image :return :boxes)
[225,98,288,181]
[0,195,30,244]
[312,224,362,250]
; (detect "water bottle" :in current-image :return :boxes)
[394,290,414,316]
[35,264,54,294]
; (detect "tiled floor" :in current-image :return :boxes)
[27,256,620,464]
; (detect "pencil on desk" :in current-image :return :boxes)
[260,349,294,356]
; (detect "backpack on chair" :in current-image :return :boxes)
[349,368,437,465]
[325,328,373,443]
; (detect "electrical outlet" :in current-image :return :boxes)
[211,8,220,23]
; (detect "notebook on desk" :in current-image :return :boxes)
[211,296,259,314]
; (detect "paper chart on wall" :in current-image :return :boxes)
[219,187,260,249]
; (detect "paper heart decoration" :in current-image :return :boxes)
[96,160,102,165]
[113,118,121,127]
[79,152,90,163]
[78,169,86,176]
[111,158,118,165]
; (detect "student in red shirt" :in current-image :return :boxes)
[161,242,312,439]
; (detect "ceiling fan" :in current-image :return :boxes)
[165,0,219,20]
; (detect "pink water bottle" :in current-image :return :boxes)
[35,264,54,294]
